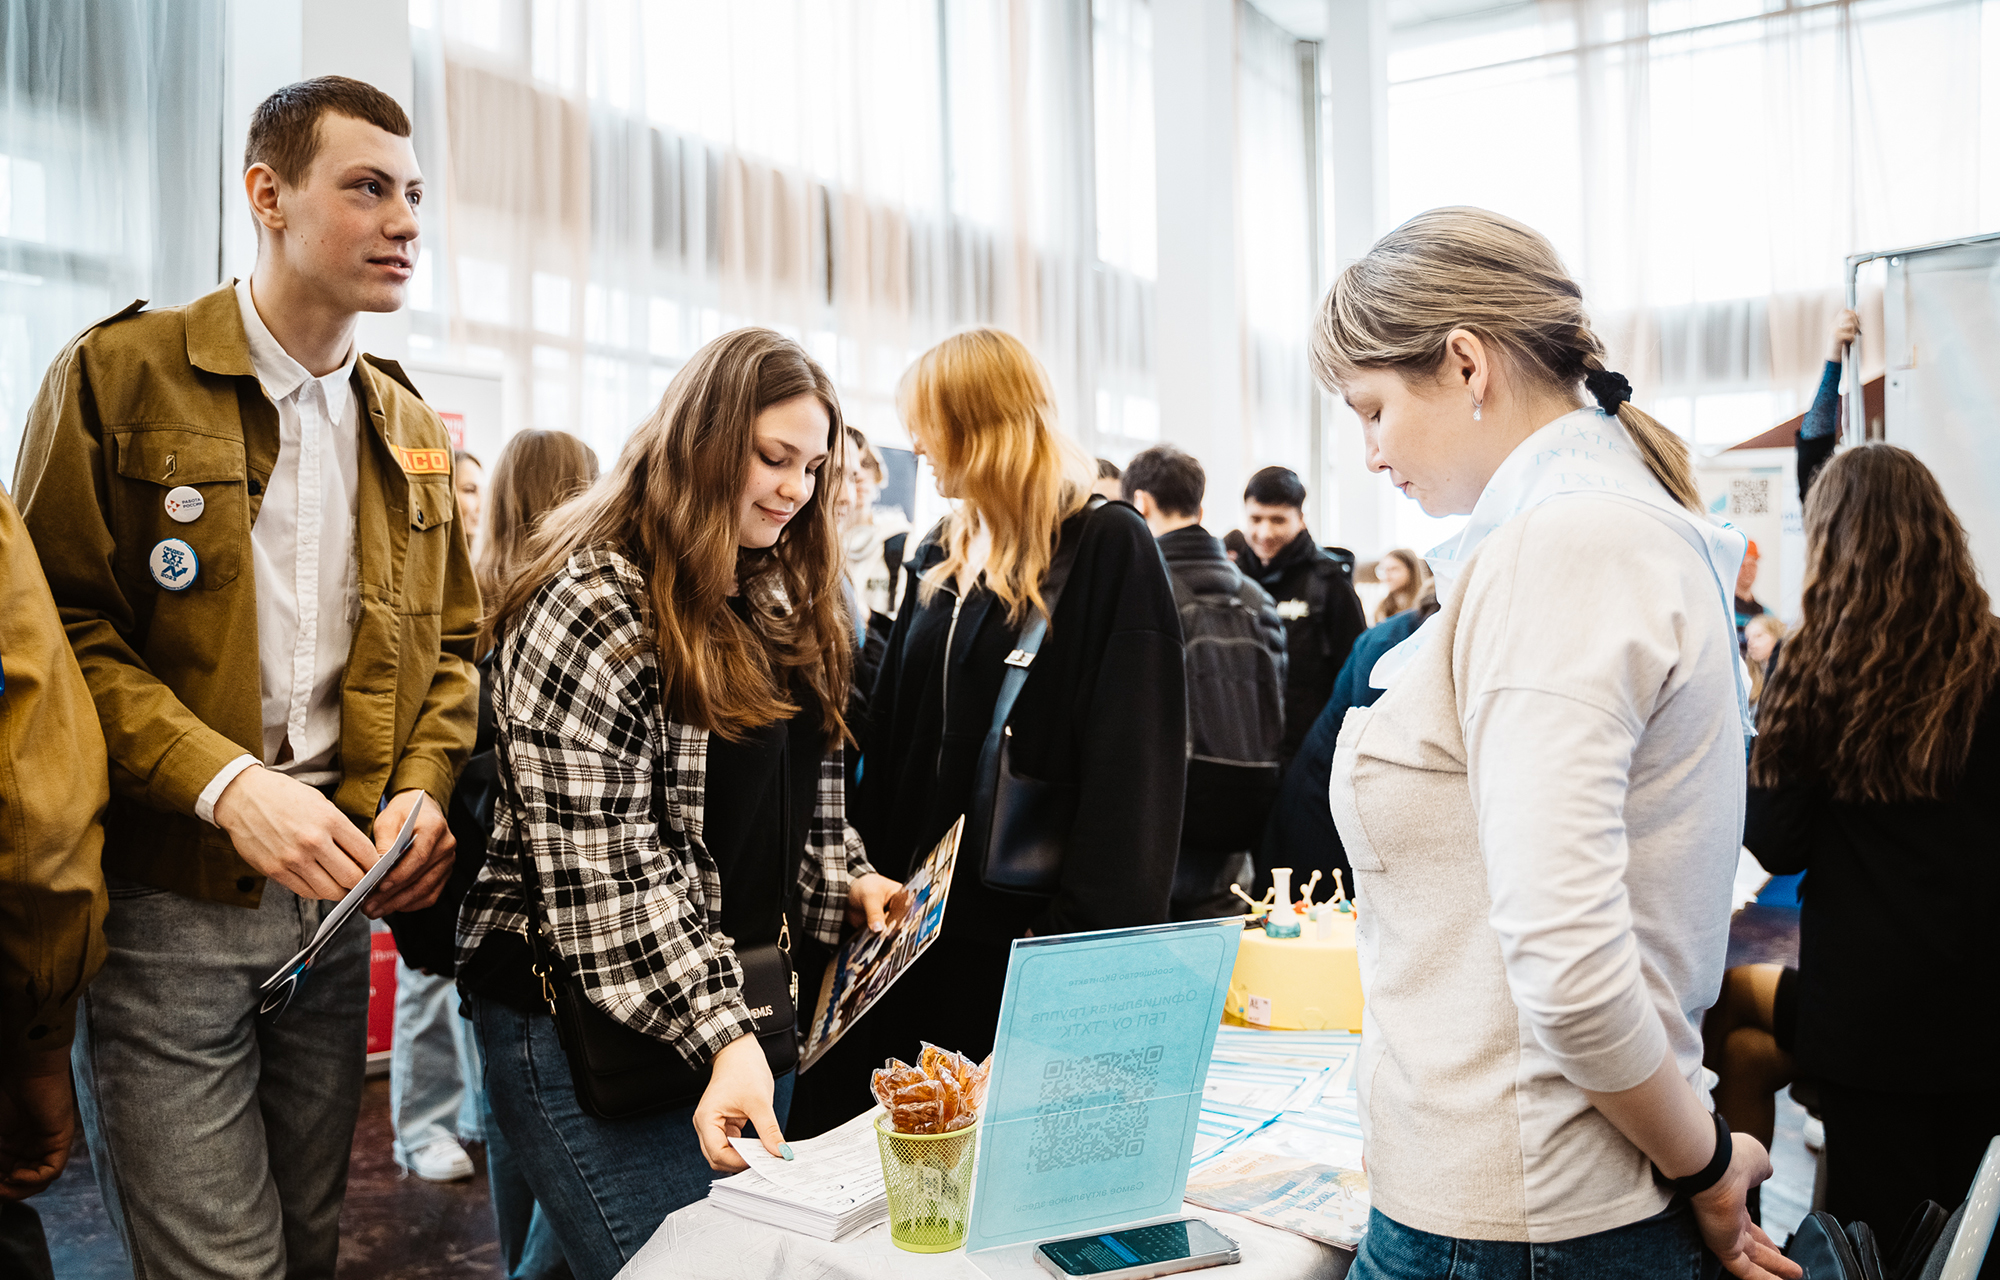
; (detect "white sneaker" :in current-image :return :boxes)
[404,1137,475,1182]
[1802,1116,1825,1153]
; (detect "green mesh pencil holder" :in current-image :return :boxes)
[874,1115,980,1253]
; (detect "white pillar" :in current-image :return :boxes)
[1321,0,1394,556]
[224,0,414,359]
[1152,0,1247,516]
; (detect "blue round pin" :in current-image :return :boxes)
[148,537,199,591]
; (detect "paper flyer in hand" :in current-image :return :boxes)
[798,816,963,1072]
[258,795,426,1015]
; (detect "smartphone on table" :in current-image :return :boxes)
[1033,1217,1241,1278]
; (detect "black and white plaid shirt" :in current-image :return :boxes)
[457,547,874,1067]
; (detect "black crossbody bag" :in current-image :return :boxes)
[968,498,1099,895]
[517,736,802,1122]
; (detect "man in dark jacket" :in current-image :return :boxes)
[1223,466,1367,766]
[1124,447,1286,919]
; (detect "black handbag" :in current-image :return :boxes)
[969,498,1099,895]
[517,737,802,1122]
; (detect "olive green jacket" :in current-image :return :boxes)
[0,485,109,1053]
[11,282,480,907]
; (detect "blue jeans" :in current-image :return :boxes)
[468,994,795,1280]
[475,1075,573,1280]
[1353,1206,1724,1280]
[389,958,483,1163]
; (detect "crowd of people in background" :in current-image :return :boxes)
[3,74,1996,1280]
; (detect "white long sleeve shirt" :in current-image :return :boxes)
[1328,493,1741,1242]
[193,279,361,822]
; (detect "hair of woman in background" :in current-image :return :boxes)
[474,430,599,655]
[461,328,900,1279]
[905,328,1095,624]
[1742,442,2000,1238]
[491,334,852,743]
[1753,444,2000,802]
[1312,206,1785,1279]
[1372,547,1426,625]
[1742,612,1786,713]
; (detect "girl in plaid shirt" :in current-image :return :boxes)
[456,329,902,1279]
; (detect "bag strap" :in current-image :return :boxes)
[985,496,1105,740]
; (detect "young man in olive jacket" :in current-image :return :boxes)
[1223,466,1367,767]
[0,484,110,1280]
[11,77,478,1279]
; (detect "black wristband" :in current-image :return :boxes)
[1653,1111,1732,1198]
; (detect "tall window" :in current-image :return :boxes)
[1385,0,1999,448]
[0,0,225,481]
[409,0,1137,478]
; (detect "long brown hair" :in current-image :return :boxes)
[491,329,851,744]
[1312,207,1701,511]
[901,328,1092,626]
[475,430,600,654]
[1752,444,2000,802]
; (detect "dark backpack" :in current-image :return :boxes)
[1172,571,1286,769]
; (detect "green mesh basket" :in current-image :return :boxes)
[873,1114,980,1253]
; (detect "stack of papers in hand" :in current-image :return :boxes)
[708,1108,889,1241]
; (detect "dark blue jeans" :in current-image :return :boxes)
[1353,1205,1724,1280]
[468,994,795,1280]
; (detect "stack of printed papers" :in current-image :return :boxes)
[708,1108,889,1241]
[1186,1027,1369,1248]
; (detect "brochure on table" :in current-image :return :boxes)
[964,918,1241,1267]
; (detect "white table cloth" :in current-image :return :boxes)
[618,1198,1352,1280]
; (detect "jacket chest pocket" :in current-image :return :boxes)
[399,478,454,612]
[1327,696,1476,878]
[112,428,246,590]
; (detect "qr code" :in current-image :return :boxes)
[1027,1046,1165,1173]
[1729,478,1770,516]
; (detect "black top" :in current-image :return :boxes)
[855,498,1188,939]
[704,598,821,947]
[1261,606,1429,894]
[1222,527,1367,761]
[1743,688,2000,1093]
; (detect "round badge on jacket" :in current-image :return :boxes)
[164,485,205,523]
[148,538,199,591]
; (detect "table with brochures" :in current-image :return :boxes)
[619,1028,1365,1280]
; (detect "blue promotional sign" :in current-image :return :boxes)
[964,919,1241,1255]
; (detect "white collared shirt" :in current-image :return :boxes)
[194,279,362,822]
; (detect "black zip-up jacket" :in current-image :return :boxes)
[1223,527,1367,761]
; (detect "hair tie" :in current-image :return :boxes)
[1584,368,1633,416]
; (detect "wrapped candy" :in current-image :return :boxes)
[874,1044,995,1134]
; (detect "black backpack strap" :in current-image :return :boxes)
[985,497,1103,741]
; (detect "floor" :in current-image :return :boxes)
[39,1072,507,1280]
[32,906,1818,1279]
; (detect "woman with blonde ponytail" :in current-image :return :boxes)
[1314,209,1795,1279]
[789,328,1187,1134]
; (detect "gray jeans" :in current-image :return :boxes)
[72,875,369,1280]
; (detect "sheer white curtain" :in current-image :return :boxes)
[1238,3,1316,476]
[410,0,1133,471]
[0,0,225,482]
[1385,0,1997,449]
